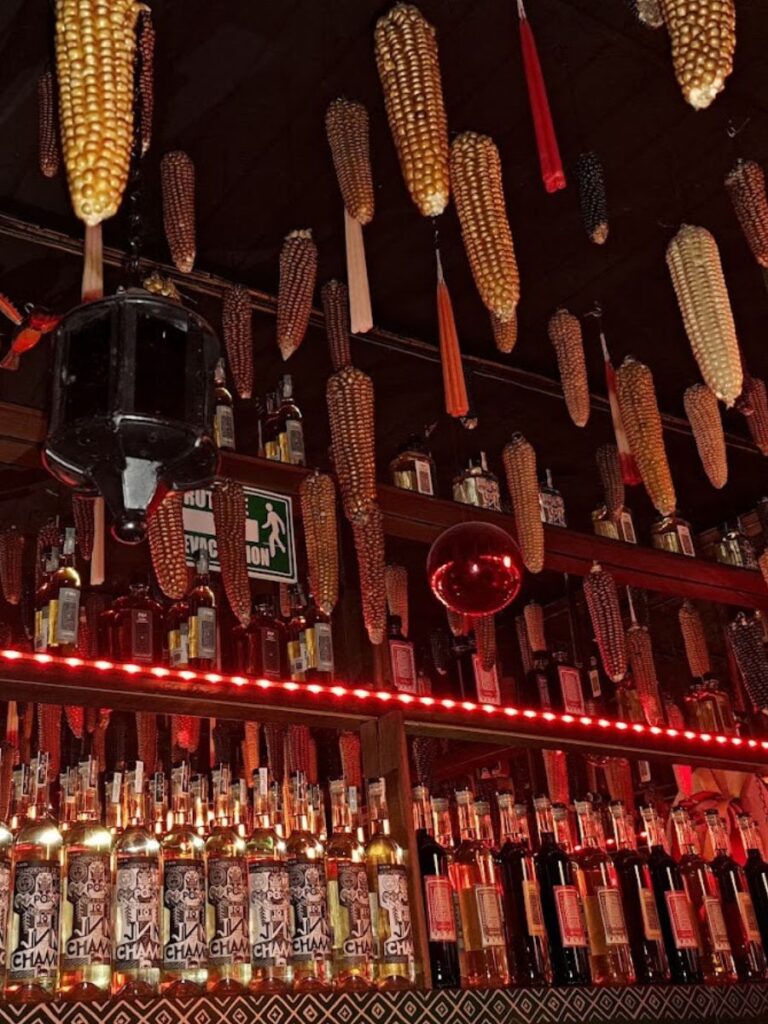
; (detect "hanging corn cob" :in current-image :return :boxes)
[37,70,60,178]
[659,0,735,110]
[666,225,742,407]
[728,613,768,712]
[0,745,13,824]
[542,750,570,805]
[604,759,636,813]
[523,600,546,655]
[38,704,62,778]
[502,433,544,574]
[411,736,437,788]
[583,562,627,683]
[288,725,312,775]
[299,471,339,616]
[547,309,590,427]
[351,506,387,646]
[137,6,155,155]
[308,738,318,785]
[327,366,377,521]
[242,721,260,784]
[446,608,470,638]
[55,0,140,224]
[221,285,253,400]
[473,614,497,672]
[277,230,317,361]
[64,705,84,740]
[325,98,374,333]
[0,527,23,605]
[385,564,409,637]
[374,4,449,218]
[595,444,625,519]
[450,132,519,323]
[616,356,677,516]
[678,599,711,679]
[575,152,609,245]
[760,550,768,593]
[725,160,768,269]
[264,723,285,782]
[339,730,363,791]
[71,494,94,562]
[211,479,251,627]
[626,623,665,726]
[161,151,196,273]
[321,280,352,372]
[147,490,189,600]
[490,310,517,355]
[742,376,768,455]
[683,383,728,488]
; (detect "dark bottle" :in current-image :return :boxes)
[533,796,591,985]
[496,794,552,985]
[113,580,164,664]
[286,585,308,682]
[547,648,586,716]
[167,597,190,668]
[640,806,703,983]
[34,546,55,653]
[705,811,766,981]
[187,549,217,669]
[412,785,460,989]
[608,802,669,983]
[303,593,334,684]
[737,814,768,953]
[213,358,236,451]
[246,599,284,680]
[261,392,280,462]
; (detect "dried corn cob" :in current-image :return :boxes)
[243,721,260,783]
[339,730,362,791]
[65,705,84,740]
[659,0,735,109]
[725,160,768,269]
[576,151,609,245]
[411,736,437,787]
[135,712,157,774]
[55,0,139,223]
[325,98,374,225]
[626,624,665,726]
[523,600,546,655]
[72,493,94,561]
[76,608,92,658]
[678,599,711,679]
[515,614,533,675]
[308,738,318,785]
[742,376,768,455]
[616,356,677,516]
[188,716,201,755]
[490,310,517,355]
[446,608,470,638]
[147,490,189,600]
[161,151,196,273]
[38,704,62,779]
[666,225,742,407]
[450,132,519,323]
[143,270,181,302]
[137,6,154,155]
[385,564,409,637]
[542,750,569,805]
[222,285,253,400]
[212,479,251,627]
[374,4,449,217]
[0,527,23,605]
[728,613,768,712]
[502,433,544,574]
[264,723,285,782]
[277,230,317,361]
[473,614,497,672]
[300,472,339,616]
[596,444,625,518]
[322,280,352,371]
[0,744,13,823]
[604,759,635,812]
[684,383,728,488]
[351,506,387,646]
[35,520,59,590]
[288,725,311,775]
[760,550,768,593]
[327,366,377,521]
[37,70,60,178]
[278,583,291,621]
[583,562,627,683]
[547,308,590,427]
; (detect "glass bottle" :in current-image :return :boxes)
[389,435,436,496]
[246,768,291,992]
[452,453,501,511]
[413,785,460,988]
[5,754,63,1002]
[572,801,635,984]
[738,815,768,953]
[262,392,280,462]
[534,796,591,985]
[388,615,417,694]
[539,468,567,527]
[213,358,236,451]
[524,651,553,711]
[113,579,164,665]
[187,549,216,670]
[112,763,161,997]
[33,547,55,653]
[48,529,81,655]
[608,802,669,983]
[548,648,586,716]
[651,513,695,557]
[167,596,190,668]
[450,789,509,987]
[476,801,497,852]
[303,592,334,684]
[286,585,308,683]
[0,817,12,990]
[705,811,766,981]
[160,763,208,995]
[59,758,112,999]
[640,806,702,983]
[496,793,552,985]
[285,772,331,990]
[365,777,416,990]
[276,375,305,467]
[325,781,374,990]
[246,599,285,680]
[151,771,168,838]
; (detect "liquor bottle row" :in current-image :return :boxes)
[214,366,306,468]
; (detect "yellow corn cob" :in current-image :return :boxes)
[385,564,409,637]
[339,730,362,790]
[299,471,339,616]
[322,280,352,372]
[374,4,449,217]
[684,384,728,488]
[490,310,517,355]
[547,309,590,428]
[0,527,24,606]
[743,376,768,455]
[37,70,60,178]
[666,225,742,407]
[523,601,546,655]
[327,366,378,521]
[325,98,374,225]
[725,160,768,269]
[137,7,154,155]
[595,444,624,518]
[678,600,711,679]
[583,562,627,683]
[55,0,139,224]
[659,0,735,110]
[277,229,318,361]
[626,624,665,726]
[72,494,94,561]
[222,285,253,400]
[351,505,387,646]
[243,721,260,783]
[473,614,497,672]
[147,490,189,600]
[212,479,251,627]
[616,356,677,516]
[450,132,519,323]
[161,151,196,272]
[502,433,544,574]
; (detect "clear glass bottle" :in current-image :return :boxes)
[326,781,374,990]
[738,815,768,954]
[5,754,63,1002]
[59,758,112,999]
[548,648,586,716]
[262,392,280,462]
[365,777,416,990]
[275,375,305,466]
[187,549,216,670]
[48,529,81,654]
[286,585,308,683]
[539,468,567,527]
[475,801,497,852]
[651,513,695,557]
[160,763,208,995]
[112,763,162,997]
[450,789,509,987]
[113,579,164,665]
[151,771,168,838]
[213,358,236,451]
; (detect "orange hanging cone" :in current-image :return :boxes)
[436,250,469,418]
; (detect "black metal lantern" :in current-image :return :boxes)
[43,289,220,544]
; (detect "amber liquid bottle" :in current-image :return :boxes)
[187,549,217,669]
[413,785,460,988]
[113,580,164,665]
[213,358,236,451]
[738,815,768,953]
[246,599,285,680]
[33,548,55,653]
[303,593,334,684]
[286,586,308,682]
[48,528,81,655]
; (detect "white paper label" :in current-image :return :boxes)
[737,891,762,943]
[554,885,589,947]
[704,896,731,953]
[665,891,699,949]
[523,878,547,938]
[425,877,456,943]
[640,889,663,941]
[597,886,629,945]
[413,458,434,496]
[207,857,250,965]
[248,861,291,967]
[475,885,505,948]
[376,865,414,962]
[473,655,501,705]
[114,858,161,970]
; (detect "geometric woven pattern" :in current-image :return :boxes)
[1,985,767,1024]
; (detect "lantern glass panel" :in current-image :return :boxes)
[134,312,188,421]
[64,316,111,421]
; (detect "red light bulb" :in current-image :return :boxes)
[426,521,523,615]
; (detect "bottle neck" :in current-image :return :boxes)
[534,797,556,842]
[289,772,311,833]
[609,802,632,851]
[432,798,454,849]
[367,778,391,836]
[575,802,599,849]
[705,812,730,856]
[641,807,666,851]
[671,810,698,856]
[455,790,479,841]
[412,786,433,834]
[738,814,763,857]
[552,805,573,853]
[498,795,520,845]
[329,780,352,834]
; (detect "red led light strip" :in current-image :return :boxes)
[1,647,765,764]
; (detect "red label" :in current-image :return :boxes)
[553,885,588,947]
[473,656,501,705]
[424,877,456,943]
[665,891,698,949]
[703,897,731,953]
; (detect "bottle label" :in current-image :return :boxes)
[259,627,283,679]
[47,598,58,645]
[665,891,699,949]
[638,761,652,784]
[390,640,418,694]
[553,885,589,947]
[475,478,501,511]
[474,884,506,949]
[375,864,414,963]
[114,858,161,970]
[9,860,61,980]
[162,860,208,969]
[597,886,629,946]
[189,606,216,660]
[589,668,602,698]
[130,609,154,663]
[34,609,48,653]
[473,656,501,705]
[286,419,305,466]
[248,861,291,967]
[207,857,250,965]
[737,891,762,943]
[305,623,333,675]
[640,889,663,941]
[61,852,111,968]
[703,896,732,953]
[539,490,567,527]
[413,457,434,496]
[558,667,586,715]
[288,859,331,961]
[169,624,189,667]
[522,878,547,938]
[0,862,10,970]
[620,510,637,544]
[536,673,552,710]
[56,587,81,645]
[332,860,374,961]
[288,639,307,676]
[677,524,695,557]
[424,876,456,943]
[215,405,236,450]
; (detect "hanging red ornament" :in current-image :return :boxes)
[427,522,523,616]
